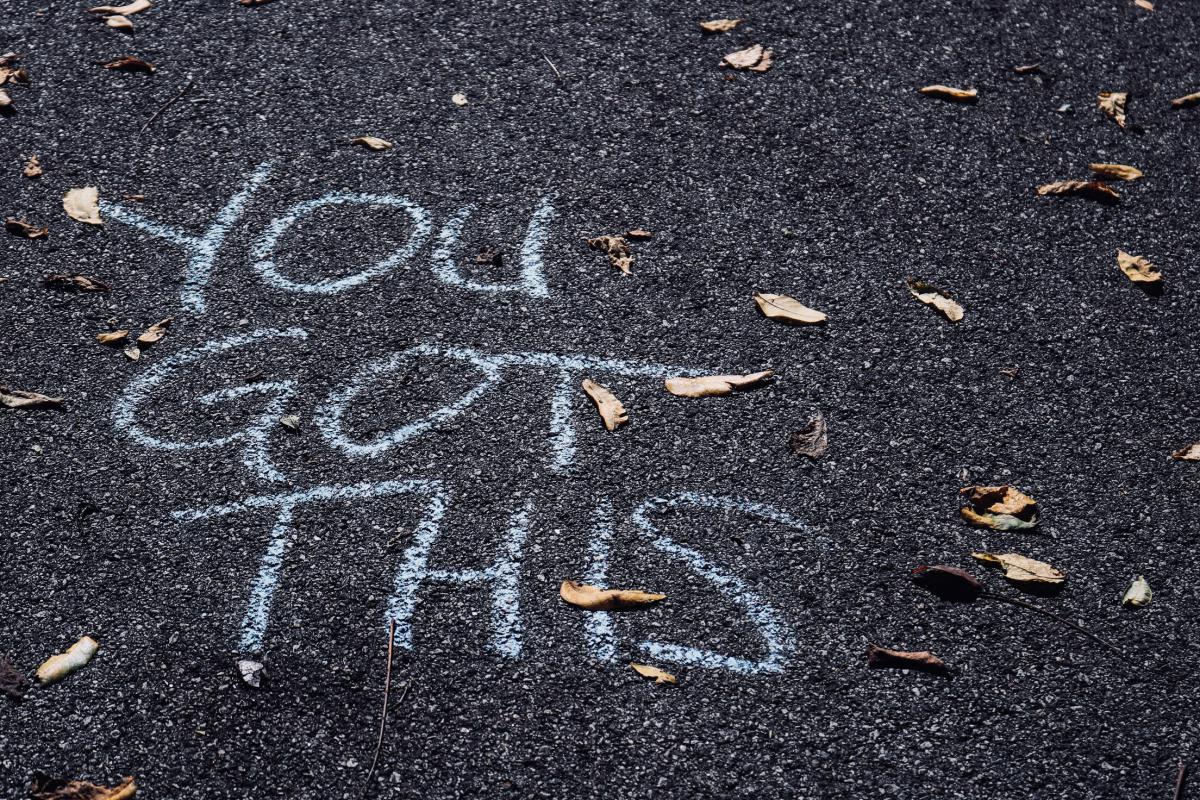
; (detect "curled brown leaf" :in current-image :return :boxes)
[44,274,110,292]
[560,580,665,611]
[1097,91,1128,127]
[582,379,628,430]
[906,278,963,322]
[351,136,393,151]
[865,644,949,674]
[664,370,773,398]
[960,485,1039,530]
[1089,163,1143,181]
[102,55,155,73]
[586,235,633,274]
[1036,180,1119,204]
[918,84,978,102]
[1171,91,1200,109]
[136,317,173,345]
[30,773,136,800]
[5,218,48,239]
[1171,443,1200,461]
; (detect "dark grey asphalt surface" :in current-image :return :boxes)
[4,0,1200,797]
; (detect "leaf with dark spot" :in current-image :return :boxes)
[911,564,983,602]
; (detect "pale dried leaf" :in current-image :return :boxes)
[972,551,1065,585]
[23,154,42,178]
[664,370,773,398]
[36,636,99,684]
[630,662,676,684]
[1171,443,1200,461]
[1116,250,1161,284]
[560,580,665,611]
[0,89,10,108]
[95,329,129,344]
[582,379,628,430]
[789,412,828,458]
[1122,575,1151,607]
[0,386,63,409]
[280,414,301,431]
[102,55,155,73]
[1171,91,1200,109]
[29,773,136,800]
[237,658,264,688]
[866,644,948,673]
[44,273,110,292]
[6,218,48,239]
[625,228,653,240]
[136,317,173,345]
[586,235,633,274]
[1134,0,1154,10]
[918,84,978,102]
[721,44,772,72]
[906,279,963,322]
[960,484,1039,530]
[350,136,393,151]
[64,187,103,225]
[753,292,826,325]
[88,0,151,14]
[1097,91,1128,127]
[451,93,468,106]
[124,345,141,361]
[105,15,134,30]
[1036,180,1119,204]
[1088,162,1143,181]
[699,18,744,33]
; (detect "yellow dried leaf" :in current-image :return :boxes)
[88,0,151,14]
[96,329,129,344]
[753,292,826,325]
[37,636,99,684]
[960,485,1039,530]
[1097,91,1128,127]
[64,187,103,225]
[1116,250,1161,285]
[29,774,137,800]
[630,662,676,684]
[137,317,173,345]
[1088,163,1143,181]
[906,279,963,322]
[1171,91,1200,109]
[1122,575,1151,607]
[586,235,633,274]
[700,18,744,33]
[582,379,627,430]
[24,154,42,178]
[721,44,773,72]
[1036,180,1119,204]
[350,136,393,151]
[972,551,1065,585]
[918,84,978,102]
[664,370,773,398]
[105,14,134,30]
[560,580,665,610]
[1172,443,1200,461]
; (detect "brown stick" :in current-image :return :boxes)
[140,75,197,133]
[363,619,397,792]
[1176,761,1189,800]
[984,592,1122,655]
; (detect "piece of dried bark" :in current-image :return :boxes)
[136,317,173,345]
[959,485,1039,531]
[582,379,628,430]
[23,154,42,178]
[664,370,773,398]
[906,279,963,322]
[96,330,129,344]
[789,413,828,459]
[625,229,653,240]
[29,773,136,800]
[700,18,744,33]
[63,187,103,224]
[1171,443,1200,461]
[88,0,151,14]
[0,653,29,701]
[721,44,773,72]
[102,55,155,73]
[560,580,665,611]
[0,386,63,409]
[1116,250,1161,285]
[1097,91,1128,127]
[1036,180,1119,204]
[753,292,826,324]
[1089,163,1143,181]
[5,218,48,239]
[37,636,99,684]
[866,644,949,674]
[44,274,110,292]
[351,136,393,151]
[586,235,633,275]
[919,84,978,102]
[1171,91,1200,109]
[1122,575,1152,607]
[972,551,1065,585]
[911,565,983,602]
[630,662,677,684]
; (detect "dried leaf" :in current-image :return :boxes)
[124,345,141,361]
[753,292,826,325]
[105,15,134,30]
[0,653,30,701]
[1171,443,1200,461]
[0,52,18,67]
[136,317,173,345]
[625,228,653,240]
[959,485,1039,531]
[911,565,984,602]
[23,154,42,178]
[581,379,628,431]
[44,273,110,292]
[96,330,129,344]
[789,413,828,458]
[280,414,301,431]
[699,18,744,33]
[1089,162,1143,181]
[866,644,949,674]
[474,248,502,266]
[664,370,773,398]
[630,663,676,684]
[560,580,665,611]
[36,636,99,684]
[6,218,48,239]
[972,552,1065,585]
[906,279,964,322]
[102,56,155,73]
[351,136,392,151]
[1122,575,1152,607]
[237,658,264,688]
[0,386,63,409]
[721,44,773,72]
[1134,0,1154,10]
[1097,91,1128,127]
[63,187,103,225]
[586,235,633,274]
[1013,64,1041,75]
[1116,250,1161,285]
[1171,91,1200,109]
[451,93,468,106]
[239,0,274,5]
[29,773,136,800]
[88,0,151,14]
[918,84,978,102]
[1035,180,1120,204]
[0,89,12,109]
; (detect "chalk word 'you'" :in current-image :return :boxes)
[101,163,556,313]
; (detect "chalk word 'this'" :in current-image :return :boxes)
[114,328,708,481]
[172,482,816,675]
[101,162,556,313]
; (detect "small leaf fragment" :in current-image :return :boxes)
[29,773,137,800]
[237,658,265,688]
[105,15,134,30]
[0,653,30,701]
[451,93,468,106]
[721,44,773,72]
[630,662,676,684]
[866,644,949,674]
[1134,0,1154,10]
[586,235,633,274]
[36,636,99,684]
[136,317,173,345]
[560,580,665,611]
[625,228,653,240]
[1088,162,1143,181]
[972,551,1065,585]
[350,135,393,151]
[1013,64,1041,75]
[906,278,963,322]
[64,187,103,225]
[1122,575,1151,607]
[1171,443,1200,461]
[918,84,978,102]
[699,18,744,33]
[1170,91,1200,109]
[911,565,984,602]
[1097,91,1128,127]
[664,370,773,398]
[1116,249,1161,285]
[753,292,826,325]
[88,0,151,14]
[44,273,110,292]
[959,485,1039,531]
[23,154,42,178]
[1036,180,1119,204]
[789,412,828,459]
[0,89,11,109]
[0,386,63,409]
[581,379,628,431]
[280,414,301,431]
[5,217,48,239]
[96,329,129,344]
[124,345,141,361]
[102,55,155,73]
